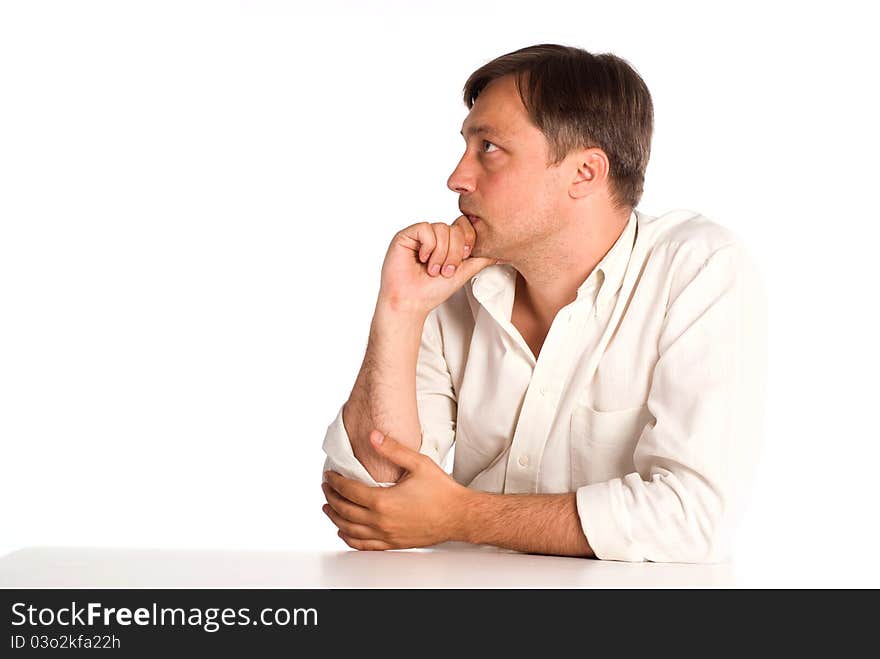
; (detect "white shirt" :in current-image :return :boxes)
[322,208,767,563]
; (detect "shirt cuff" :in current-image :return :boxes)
[322,404,395,487]
[575,479,645,562]
[321,404,441,488]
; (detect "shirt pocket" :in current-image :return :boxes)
[569,403,651,487]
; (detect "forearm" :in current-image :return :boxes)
[343,299,427,483]
[457,490,595,558]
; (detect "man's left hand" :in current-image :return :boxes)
[321,430,472,550]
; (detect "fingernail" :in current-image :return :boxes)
[442,264,456,277]
[463,245,471,254]
[429,264,441,276]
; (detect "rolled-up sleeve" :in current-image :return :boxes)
[321,307,458,487]
[575,241,768,563]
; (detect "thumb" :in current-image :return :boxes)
[370,430,424,472]
[451,255,500,286]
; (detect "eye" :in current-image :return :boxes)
[481,140,499,153]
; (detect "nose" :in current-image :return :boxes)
[447,153,476,194]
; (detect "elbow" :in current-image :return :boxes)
[645,474,735,564]
[577,470,739,564]
[653,524,731,564]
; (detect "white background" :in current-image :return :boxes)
[1,0,877,586]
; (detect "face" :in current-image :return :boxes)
[448,74,568,260]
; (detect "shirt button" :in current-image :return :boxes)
[518,454,529,467]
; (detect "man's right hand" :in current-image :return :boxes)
[378,215,497,315]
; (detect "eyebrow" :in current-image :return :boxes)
[460,124,508,140]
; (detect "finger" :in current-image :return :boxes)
[397,222,437,263]
[323,471,378,509]
[451,215,477,257]
[369,430,426,473]
[338,530,394,551]
[322,482,377,526]
[322,504,385,540]
[426,223,449,277]
[442,224,466,278]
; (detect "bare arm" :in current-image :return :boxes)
[342,302,427,483]
[459,490,595,557]
[322,434,595,557]
[340,217,495,483]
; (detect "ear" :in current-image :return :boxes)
[569,148,609,200]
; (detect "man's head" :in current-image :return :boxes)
[448,44,653,261]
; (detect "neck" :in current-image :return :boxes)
[510,207,631,322]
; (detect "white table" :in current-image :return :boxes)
[0,542,734,588]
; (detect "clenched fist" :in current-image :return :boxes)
[378,215,497,315]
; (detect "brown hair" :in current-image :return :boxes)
[462,44,653,211]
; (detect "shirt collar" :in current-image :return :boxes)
[586,208,637,314]
[470,209,638,314]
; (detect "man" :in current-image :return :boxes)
[320,44,766,563]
